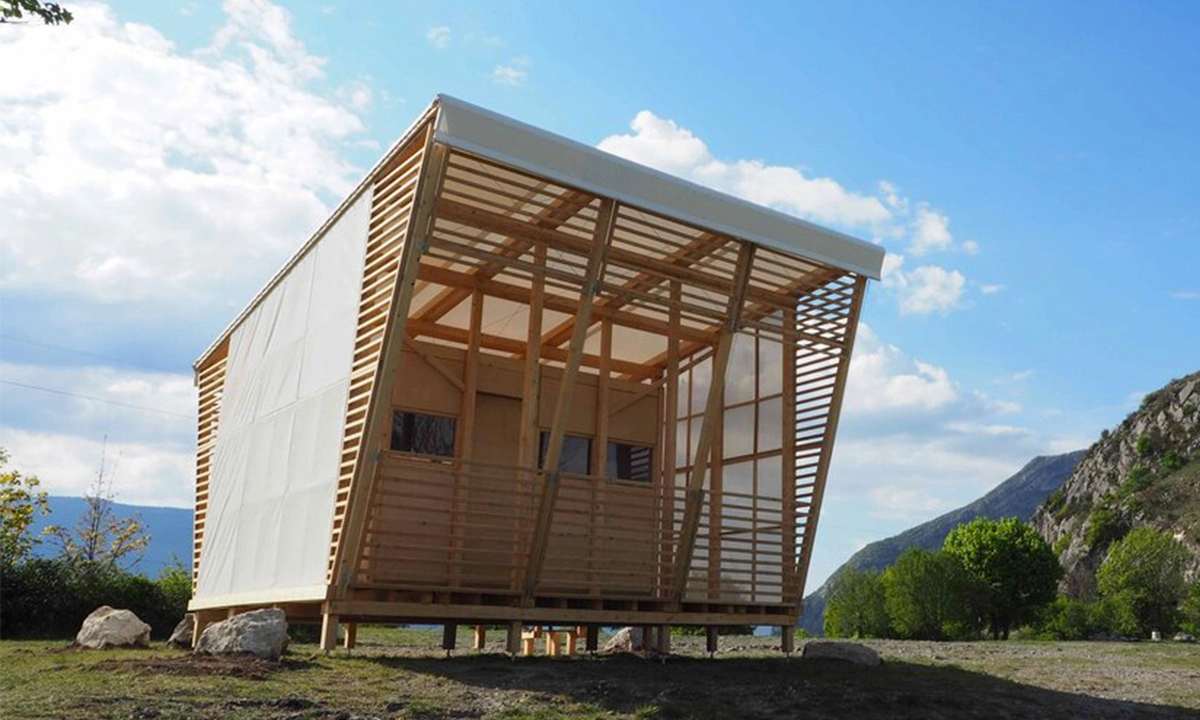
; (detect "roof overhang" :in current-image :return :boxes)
[434,94,885,280]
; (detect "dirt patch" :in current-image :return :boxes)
[95,652,295,680]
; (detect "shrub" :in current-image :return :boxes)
[883,549,978,641]
[1122,465,1151,494]
[1096,528,1189,636]
[1161,451,1182,472]
[1180,583,1200,635]
[1052,534,1072,557]
[1034,597,1093,640]
[1044,489,1067,516]
[1135,435,1153,458]
[824,567,890,639]
[1085,508,1126,549]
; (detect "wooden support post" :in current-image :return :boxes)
[472,625,486,651]
[344,622,358,651]
[671,243,756,604]
[660,281,681,599]
[522,199,617,602]
[780,626,795,655]
[794,277,867,590]
[656,624,671,656]
[565,629,578,656]
[333,140,450,598]
[191,609,223,650]
[546,630,562,657]
[450,289,483,587]
[781,307,798,604]
[589,320,612,596]
[506,621,522,657]
[320,612,340,654]
[705,626,718,656]
[442,623,457,654]
[515,246,545,591]
[586,624,599,653]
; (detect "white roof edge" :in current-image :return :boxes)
[434,94,885,280]
[192,99,441,371]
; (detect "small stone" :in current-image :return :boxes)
[1174,632,1196,643]
[801,640,882,667]
[75,606,151,649]
[194,608,289,661]
[602,626,649,654]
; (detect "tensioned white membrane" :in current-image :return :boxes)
[196,187,374,601]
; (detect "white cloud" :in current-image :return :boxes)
[599,111,892,232]
[881,255,965,315]
[425,25,450,49]
[1170,289,1199,300]
[910,205,953,255]
[980,283,1005,295]
[493,56,530,85]
[0,0,366,306]
[961,239,980,255]
[843,325,958,414]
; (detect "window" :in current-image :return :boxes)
[391,411,456,457]
[538,432,591,475]
[607,442,653,483]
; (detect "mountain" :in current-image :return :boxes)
[29,496,193,577]
[1032,371,1200,599]
[798,450,1085,635]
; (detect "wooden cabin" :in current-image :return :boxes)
[188,95,884,653]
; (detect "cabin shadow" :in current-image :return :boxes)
[358,652,1198,720]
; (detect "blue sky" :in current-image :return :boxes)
[0,1,1197,590]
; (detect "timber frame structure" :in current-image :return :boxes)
[189,96,883,651]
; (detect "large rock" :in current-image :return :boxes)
[801,640,881,667]
[167,614,195,649]
[194,608,289,660]
[75,606,151,649]
[602,626,649,654]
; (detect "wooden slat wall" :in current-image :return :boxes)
[326,127,430,581]
[192,339,228,590]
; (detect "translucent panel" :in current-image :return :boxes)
[723,404,755,458]
[724,333,756,405]
[676,371,690,416]
[539,432,592,475]
[756,397,783,453]
[690,357,711,413]
[675,420,689,468]
[756,455,783,500]
[723,459,754,496]
[391,411,457,457]
[757,336,783,397]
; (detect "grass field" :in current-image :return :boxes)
[2,627,1198,719]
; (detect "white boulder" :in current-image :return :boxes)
[75,606,151,649]
[194,608,289,660]
[801,640,882,667]
[167,614,195,649]
[603,626,649,654]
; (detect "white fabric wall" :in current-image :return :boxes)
[196,188,374,601]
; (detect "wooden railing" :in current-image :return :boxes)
[350,451,791,605]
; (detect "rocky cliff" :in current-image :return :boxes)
[1032,371,1200,599]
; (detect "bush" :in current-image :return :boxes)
[1122,465,1151,495]
[1180,583,1200,635]
[1135,435,1153,458]
[883,549,979,641]
[1160,451,1183,472]
[824,567,890,639]
[1096,528,1189,636]
[1033,597,1093,640]
[1085,508,1126,549]
[0,558,191,639]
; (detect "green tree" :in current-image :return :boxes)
[1179,582,1200,635]
[1,0,73,24]
[45,449,148,569]
[883,549,977,640]
[0,449,50,567]
[1096,527,1189,636]
[824,567,890,638]
[942,517,1062,640]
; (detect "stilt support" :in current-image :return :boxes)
[586,624,599,653]
[320,613,339,654]
[473,625,487,651]
[780,626,794,655]
[705,626,718,657]
[344,622,357,651]
[655,624,671,655]
[191,609,223,650]
[442,623,457,655]
[506,621,521,657]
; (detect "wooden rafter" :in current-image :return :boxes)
[670,242,756,604]
[412,187,592,323]
[521,198,618,602]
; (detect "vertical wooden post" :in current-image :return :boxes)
[655,624,671,655]
[343,622,358,651]
[506,621,522,657]
[781,307,798,604]
[522,199,617,602]
[515,246,546,591]
[320,611,340,654]
[589,320,612,595]
[705,626,719,656]
[780,626,795,655]
[442,623,457,654]
[334,140,450,598]
[671,243,756,603]
[660,281,681,599]
[472,625,487,651]
[586,624,599,653]
[451,289,483,587]
[191,609,223,650]
[794,277,867,590]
